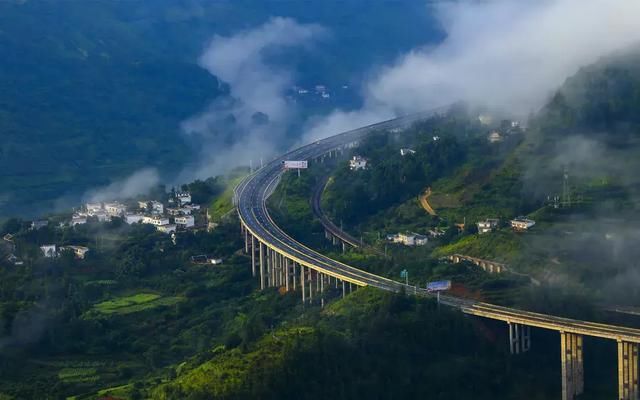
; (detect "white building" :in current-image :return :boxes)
[477,218,500,234]
[150,201,164,214]
[349,156,367,171]
[92,212,110,222]
[175,215,195,228]
[71,215,87,226]
[104,202,127,217]
[389,232,428,246]
[143,216,170,226]
[85,202,103,213]
[176,193,191,205]
[31,220,48,230]
[400,148,416,156]
[428,228,446,238]
[156,224,177,234]
[138,200,150,211]
[125,214,145,224]
[40,244,57,258]
[488,131,503,143]
[510,217,536,231]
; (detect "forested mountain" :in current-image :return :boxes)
[0,0,441,218]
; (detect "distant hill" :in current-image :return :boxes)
[0,0,441,218]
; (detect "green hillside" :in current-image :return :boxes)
[0,0,441,218]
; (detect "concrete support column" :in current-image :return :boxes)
[285,258,290,292]
[320,273,325,308]
[301,265,306,303]
[508,323,531,355]
[618,341,639,400]
[244,228,249,253]
[561,332,584,400]
[251,236,256,277]
[342,280,346,298]
[309,270,313,304]
[342,241,346,254]
[259,242,265,290]
[293,262,297,291]
[274,253,280,287]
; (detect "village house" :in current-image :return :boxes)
[85,202,103,213]
[71,214,87,226]
[510,217,536,231]
[92,211,110,222]
[388,232,428,246]
[150,201,164,214]
[477,218,500,234]
[31,220,48,230]
[175,215,195,229]
[125,214,145,224]
[156,224,177,234]
[167,207,191,216]
[488,131,504,143]
[104,202,127,217]
[143,216,170,226]
[40,244,57,258]
[349,156,367,171]
[176,192,191,206]
[428,228,446,238]
[190,255,223,265]
[6,254,24,266]
[400,148,416,156]
[61,245,90,259]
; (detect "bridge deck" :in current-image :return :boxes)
[236,111,640,344]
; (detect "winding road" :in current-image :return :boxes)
[235,110,640,399]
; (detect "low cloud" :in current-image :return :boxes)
[305,0,640,142]
[178,17,325,181]
[85,168,160,202]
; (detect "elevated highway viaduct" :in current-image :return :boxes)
[234,111,640,400]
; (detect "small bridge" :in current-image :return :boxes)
[449,253,508,274]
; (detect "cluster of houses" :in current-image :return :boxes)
[385,216,535,248]
[476,217,536,234]
[387,229,446,247]
[387,232,429,246]
[349,155,368,171]
[292,84,344,100]
[487,120,523,144]
[66,192,200,235]
[39,244,90,259]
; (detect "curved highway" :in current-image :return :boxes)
[235,111,640,345]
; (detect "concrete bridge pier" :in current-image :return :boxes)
[508,323,531,355]
[285,258,290,291]
[320,273,325,308]
[244,228,249,253]
[308,270,314,304]
[251,236,256,277]
[560,332,584,400]
[342,280,346,298]
[292,262,297,291]
[301,265,306,303]
[618,340,639,400]
[259,242,265,290]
